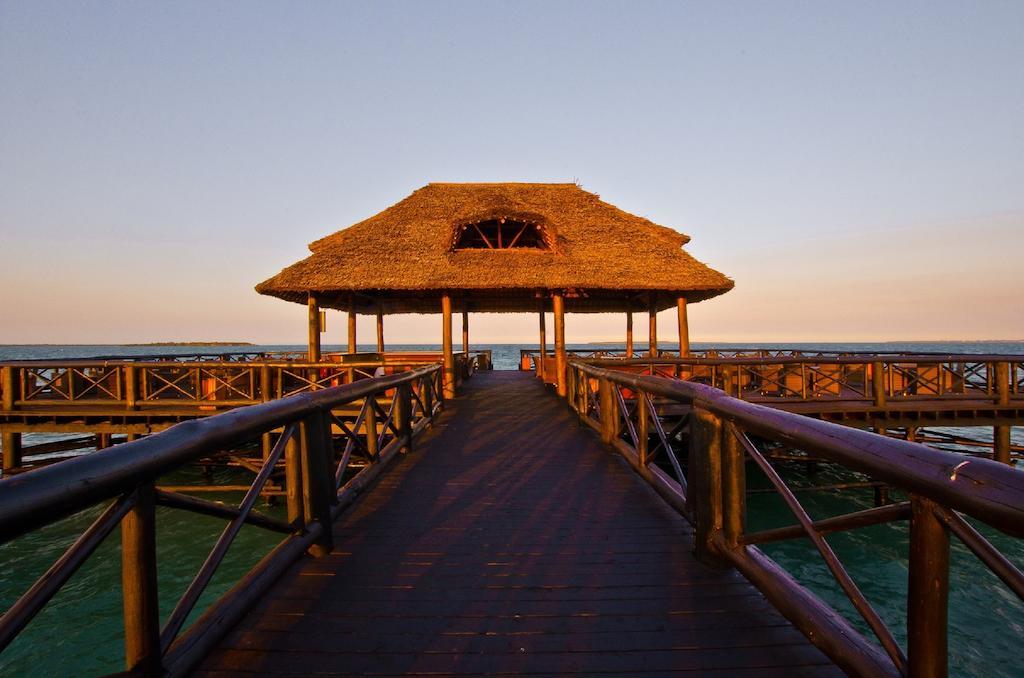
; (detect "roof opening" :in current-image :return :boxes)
[454,218,548,250]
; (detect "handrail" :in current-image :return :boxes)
[567,359,1024,676]
[0,363,444,675]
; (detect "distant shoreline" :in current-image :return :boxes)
[0,342,255,347]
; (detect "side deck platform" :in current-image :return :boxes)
[199,371,839,676]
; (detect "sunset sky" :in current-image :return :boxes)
[2,2,1022,344]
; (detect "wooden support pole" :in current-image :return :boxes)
[648,294,658,357]
[376,309,384,352]
[599,378,618,445]
[994,425,1012,465]
[462,309,469,355]
[364,397,379,459]
[677,296,689,357]
[347,307,357,354]
[396,382,413,451]
[538,298,548,381]
[125,365,138,410]
[689,409,726,566]
[1,365,16,411]
[872,361,886,407]
[907,495,949,678]
[636,392,648,465]
[121,483,160,674]
[552,292,567,397]
[995,361,1010,405]
[625,310,633,358]
[285,431,304,526]
[300,412,334,555]
[2,430,22,473]
[441,294,455,399]
[307,293,321,362]
[721,424,745,548]
[422,373,434,420]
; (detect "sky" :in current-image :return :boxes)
[1,1,1022,344]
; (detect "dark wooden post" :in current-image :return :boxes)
[422,372,434,421]
[648,294,658,357]
[636,391,649,465]
[1,430,21,473]
[552,292,567,397]
[1,366,15,412]
[907,496,949,677]
[721,424,745,547]
[364,397,379,459]
[376,308,385,352]
[677,296,689,357]
[599,377,618,445]
[396,382,413,451]
[300,412,334,555]
[995,361,1010,405]
[538,297,547,381]
[121,483,160,674]
[994,426,1012,465]
[994,362,1012,464]
[285,431,304,526]
[125,365,138,410]
[872,361,886,407]
[259,366,273,460]
[462,309,469,355]
[625,310,633,358]
[347,307,357,354]
[1,367,19,472]
[441,294,455,399]
[689,409,725,565]
[307,293,321,362]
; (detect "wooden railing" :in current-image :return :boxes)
[0,364,443,676]
[0,354,481,411]
[566,360,1024,677]
[517,347,980,370]
[551,355,1024,406]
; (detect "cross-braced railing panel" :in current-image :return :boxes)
[0,364,443,676]
[567,359,1024,678]
[577,354,1024,407]
[0,359,458,412]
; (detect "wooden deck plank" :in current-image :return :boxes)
[200,371,838,676]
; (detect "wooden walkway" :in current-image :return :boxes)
[199,371,839,676]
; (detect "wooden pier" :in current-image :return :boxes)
[198,371,838,676]
[2,184,1022,676]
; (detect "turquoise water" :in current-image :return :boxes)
[0,342,1022,675]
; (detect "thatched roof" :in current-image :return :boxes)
[256,183,734,313]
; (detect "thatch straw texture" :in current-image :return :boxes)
[256,183,733,313]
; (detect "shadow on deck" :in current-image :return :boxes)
[199,371,839,676]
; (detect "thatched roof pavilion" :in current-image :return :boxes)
[256,182,733,396]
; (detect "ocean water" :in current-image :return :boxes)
[0,342,1022,675]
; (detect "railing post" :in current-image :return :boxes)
[721,423,746,548]
[1,430,21,474]
[121,483,161,675]
[689,408,726,565]
[995,361,1010,406]
[2,366,16,411]
[872,361,887,407]
[422,374,434,421]
[285,430,304,527]
[395,382,412,451]
[364,396,379,459]
[599,377,617,445]
[124,365,138,410]
[907,495,949,678]
[636,391,649,466]
[300,411,334,556]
